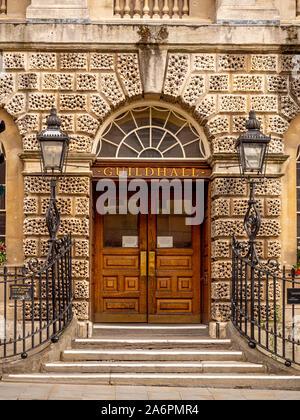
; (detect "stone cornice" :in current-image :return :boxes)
[208,153,289,166]
[0,23,300,50]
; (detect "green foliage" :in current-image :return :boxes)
[0,241,7,265]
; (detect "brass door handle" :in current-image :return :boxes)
[140,251,147,277]
[148,251,156,278]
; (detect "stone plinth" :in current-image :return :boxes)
[216,0,280,24]
[26,0,90,23]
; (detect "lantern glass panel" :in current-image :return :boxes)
[242,142,266,172]
[40,141,64,170]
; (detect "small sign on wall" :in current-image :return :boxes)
[10,285,33,301]
[287,288,300,305]
[122,236,139,248]
[157,236,173,248]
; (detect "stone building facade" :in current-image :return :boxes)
[0,0,299,327]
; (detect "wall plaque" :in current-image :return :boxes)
[10,285,33,301]
[287,288,300,305]
[122,236,139,248]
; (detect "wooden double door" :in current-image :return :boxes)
[93,182,209,324]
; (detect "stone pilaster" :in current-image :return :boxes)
[26,0,90,23]
[215,0,280,24]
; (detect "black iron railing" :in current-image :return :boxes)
[231,235,300,367]
[0,234,73,359]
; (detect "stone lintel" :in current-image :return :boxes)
[26,0,90,23]
[216,0,280,24]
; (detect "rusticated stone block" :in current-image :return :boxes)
[232,114,264,133]
[250,95,278,113]
[76,73,98,91]
[266,198,281,217]
[233,75,263,92]
[41,197,72,216]
[59,218,89,236]
[206,116,229,136]
[211,282,231,300]
[164,54,189,98]
[17,114,39,135]
[73,301,89,321]
[60,53,87,70]
[5,93,26,116]
[42,73,74,91]
[218,54,246,71]
[267,75,288,92]
[219,95,247,113]
[209,74,229,92]
[18,73,39,90]
[0,73,14,103]
[23,238,38,257]
[29,53,57,70]
[194,95,216,120]
[192,54,216,71]
[211,219,245,238]
[258,219,281,237]
[75,239,89,257]
[29,93,56,111]
[72,259,89,279]
[4,52,25,70]
[59,94,87,111]
[211,178,246,197]
[69,134,93,153]
[74,280,90,299]
[232,198,263,217]
[22,133,39,152]
[90,94,111,119]
[267,115,289,135]
[24,217,48,235]
[58,177,89,195]
[75,197,89,216]
[182,75,205,106]
[251,55,278,72]
[211,240,230,259]
[212,136,236,154]
[117,53,143,98]
[280,55,297,72]
[24,197,38,215]
[76,114,99,135]
[24,176,51,194]
[255,179,281,196]
[90,53,114,70]
[212,261,232,280]
[211,302,231,322]
[280,96,300,122]
[100,73,125,107]
[267,240,281,259]
[40,239,50,257]
[211,198,230,218]
[269,137,283,154]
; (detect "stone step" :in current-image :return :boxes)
[62,349,244,362]
[72,338,232,349]
[92,324,209,337]
[4,373,300,390]
[43,360,266,374]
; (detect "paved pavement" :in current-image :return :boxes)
[0,382,300,400]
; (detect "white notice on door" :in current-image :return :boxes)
[157,236,173,248]
[122,236,138,248]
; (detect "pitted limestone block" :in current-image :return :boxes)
[192,54,216,71]
[212,261,232,280]
[72,259,89,279]
[280,55,297,72]
[255,240,264,258]
[100,73,125,107]
[194,95,216,120]
[164,54,190,98]
[60,53,87,70]
[211,240,230,259]
[211,198,230,217]
[75,239,89,257]
[25,301,53,321]
[23,134,38,151]
[73,301,89,321]
[267,240,281,259]
[90,53,115,70]
[211,219,245,238]
[255,179,281,196]
[3,52,26,70]
[74,280,90,299]
[75,197,89,216]
[209,74,229,92]
[41,197,72,216]
[41,113,75,133]
[24,197,38,215]
[0,73,14,103]
[40,239,50,257]
[69,134,93,153]
[23,238,38,257]
[238,282,264,302]
[58,177,89,195]
[250,95,278,113]
[251,55,278,72]
[280,96,300,121]
[233,75,264,92]
[211,178,246,197]
[211,302,231,322]
[90,94,111,119]
[206,116,229,136]
[117,53,143,98]
[267,115,289,136]
[232,198,264,217]
[269,137,283,154]
[29,53,57,70]
[76,73,98,91]
[291,78,300,102]
[182,75,205,106]
[59,218,89,236]
[42,73,74,91]
[24,217,48,235]
[5,93,26,116]
[29,93,56,111]
[267,280,281,301]
[219,95,247,113]
[266,198,281,217]
[17,114,39,135]
[17,73,39,90]
[211,282,231,300]
[232,114,264,133]
[258,219,281,237]
[76,114,99,135]
[212,135,236,153]
[267,75,288,93]
[59,94,87,111]
[218,54,246,71]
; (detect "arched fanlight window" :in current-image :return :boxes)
[0,143,5,243]
[95,105,208,159]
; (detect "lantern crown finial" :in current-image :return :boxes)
[46,108,61,130]
[246,110,261,131]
